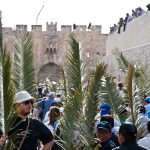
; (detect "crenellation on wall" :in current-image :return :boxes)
[2,27,13,33]
[31,25,42,32]
[16,25,27,32]
[91,25,101,33]
[61,25,72,32]
[46,22,57,33]
[75,25,87,32]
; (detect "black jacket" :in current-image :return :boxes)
[112,140,148,150]
[94,139,117,150]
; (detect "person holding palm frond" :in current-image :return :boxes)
[7,91,54,150]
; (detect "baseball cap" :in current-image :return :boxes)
[144,97,150,103]
[14,91,34,104]
[96,121,112,132]
[100,103,111,116]
[119,123,137,138]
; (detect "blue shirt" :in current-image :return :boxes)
[38,98,56,121]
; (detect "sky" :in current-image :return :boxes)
[0,0,149,34]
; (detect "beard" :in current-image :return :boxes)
[20,110,31,116]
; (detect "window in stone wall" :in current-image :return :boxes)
[54,48,57,54]
[50,48,53,54]
[45,48,49,54]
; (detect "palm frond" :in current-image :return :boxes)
[113,50,129,73]
[60,35,83,149]
[0,46,16,133]
[99,74,123,118]
[13,31,36,93]
[80,63,107,149]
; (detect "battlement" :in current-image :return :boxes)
[31,25,42,31]
[2,27,13,34]
[61,25,72,32]
[16,25,27,32]
[46,22,57,33]
[3,22,102,33]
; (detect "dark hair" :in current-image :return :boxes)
[100,115,114,128]
[119,123,137,140]
[147,120,150,133]
[49,106,60,117]
[138,106,146,114]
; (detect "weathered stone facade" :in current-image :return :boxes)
[2,22,107,82]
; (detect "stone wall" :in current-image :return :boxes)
[2,22,107,82]
[103,43,150,82]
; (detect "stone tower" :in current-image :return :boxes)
[2,22,107,82]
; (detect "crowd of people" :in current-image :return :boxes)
[109,3,150,34]
[0,81,150,149]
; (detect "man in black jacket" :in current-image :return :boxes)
[94,121,117,150]
[113,123,148,150]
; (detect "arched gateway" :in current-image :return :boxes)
[37,62,62,82]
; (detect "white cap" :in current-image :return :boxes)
[14,91,34,104]
[48,92,55,97]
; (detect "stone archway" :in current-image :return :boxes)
[38,62,62,82]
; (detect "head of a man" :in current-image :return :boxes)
[14,91,34,118]
[100,115,114,129]
[118,123,137,145]
[96,121,112,143]
[137,105,146,114]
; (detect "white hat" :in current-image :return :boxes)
[14,91,34,104]
[48,92,55,97]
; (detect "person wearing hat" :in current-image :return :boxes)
[7,91,54,150]
[99,103,121,131]
[113,123,148,150]
[94,121,117,150]
[100,103,112,116]
[100,115,120,146]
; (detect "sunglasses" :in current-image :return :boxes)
[23,100,34,105]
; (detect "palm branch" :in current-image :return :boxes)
[113,50,144,79]
[79,63,107,149]
[0,47,18,150]
[60,35,83,149]
[0,46,16,134]
[13,31,36,94]
[113,50,129,73]
[99,74,123,118]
